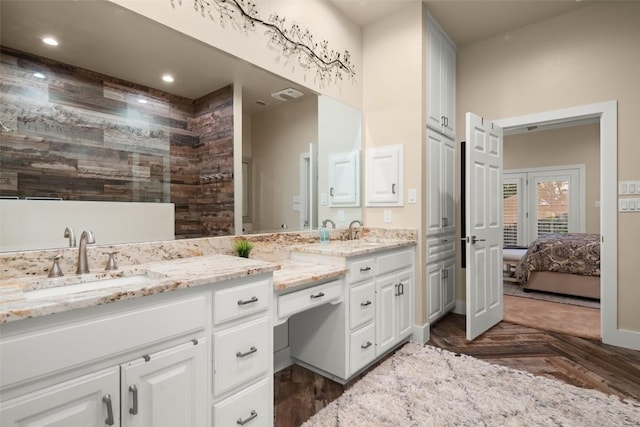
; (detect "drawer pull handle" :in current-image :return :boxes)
[237,296,259,306]
[237,410,258,425]
[359,266,371,272]
[236,346,257,358]
[310,292,325,299]
[361,341,373,350]
[129,385,138,415]
[360,300,372,307]
[103,395,115,425]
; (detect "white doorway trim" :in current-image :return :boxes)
[495,100,638,351]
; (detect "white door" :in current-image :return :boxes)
[121,339,207,427]
[465,113,504,340]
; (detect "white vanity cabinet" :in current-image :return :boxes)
[289,247,414,383]
[0,273,274,427]
[211,277,273,427]
[365,145,403,206]
[427,253,456,324]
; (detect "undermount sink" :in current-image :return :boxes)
[23,271,164,300]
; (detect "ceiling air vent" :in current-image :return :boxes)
[270,87,304,101]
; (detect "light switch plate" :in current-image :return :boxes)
[619,198,640,212]
[408,189,417,204]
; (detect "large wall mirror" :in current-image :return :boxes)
[0,0,362,252]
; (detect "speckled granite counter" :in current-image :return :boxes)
[0,229,418,324]
[272,260,347,292]
[291,238,416,258]
[0,254,279,324]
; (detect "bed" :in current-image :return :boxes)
[513,233,601,300]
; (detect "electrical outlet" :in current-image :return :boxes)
[383,209,392,223]
[320,193,328,206]
[338,210,345,221]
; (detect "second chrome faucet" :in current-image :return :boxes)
[76,230,96,274]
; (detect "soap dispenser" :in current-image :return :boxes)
[319,225,330,244]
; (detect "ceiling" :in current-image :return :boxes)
[1,0,596,114]
[329,0,592,47]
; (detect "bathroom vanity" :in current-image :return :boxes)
[0,234,416,426]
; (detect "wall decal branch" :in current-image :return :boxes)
[183,0,355,83]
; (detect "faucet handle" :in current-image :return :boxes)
[103,252,118,271]
[48,255,64,278]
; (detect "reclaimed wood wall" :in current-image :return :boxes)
[0,48,234,239]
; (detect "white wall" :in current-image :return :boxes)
[112,0,363,109]
[0,200,175,252]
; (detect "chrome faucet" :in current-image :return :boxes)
[322,219,336,229]
[348,220,363,240]
[76,230,95,274]
[64,226,76,247]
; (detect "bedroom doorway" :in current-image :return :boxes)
[494,101,624,348]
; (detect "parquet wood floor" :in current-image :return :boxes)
[274,313,640,427]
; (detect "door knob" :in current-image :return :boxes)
[471,236,486,245]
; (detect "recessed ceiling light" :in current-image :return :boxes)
[33,72,46,79]
[42,37,58,46]
[162,74,174,83]
[138,99,148,104]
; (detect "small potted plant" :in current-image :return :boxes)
[234,239,254,258]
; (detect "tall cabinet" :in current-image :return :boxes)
[426,14,457,324]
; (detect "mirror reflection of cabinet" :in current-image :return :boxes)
[328,151,360,207]
[365,145,403,206]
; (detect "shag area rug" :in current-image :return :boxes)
[302,343,640,426]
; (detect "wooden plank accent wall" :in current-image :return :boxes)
[0,48,234,239]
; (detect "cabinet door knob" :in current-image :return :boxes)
[392,183,396,194]
[361,341,373,350]
[359,266,371,272]
[360,300,372,307]
[330,187,334,197]
[237,410,258,425]
[129,385,138,415]
[103,395,115,426]
[310,292,325,299]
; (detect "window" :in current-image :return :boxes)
[503,165,585,246]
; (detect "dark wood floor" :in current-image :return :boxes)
[274,313,640,427]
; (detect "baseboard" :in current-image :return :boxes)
[453,299,466,315]
[603,327,640,351]
[411,323,430,344]
[274,346,293,372]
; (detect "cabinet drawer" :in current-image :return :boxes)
[426,235,455,264]
[349,282,375,330]
[213,317,270,396]
[214,378,271,427]
[277,280,342,319]
[213,278,270,325]
[349,323,376,375]
[348,258,376,284]
[377,249,413,276]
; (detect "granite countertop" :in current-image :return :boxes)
[291,238,416,258]
[0,236,417,324]
[272,260,347,292]
[0,254,279,324]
